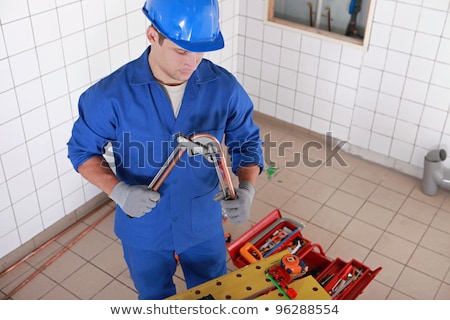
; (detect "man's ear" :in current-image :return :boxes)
[146,25,158,44]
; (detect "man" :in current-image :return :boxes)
[67,0,263,300]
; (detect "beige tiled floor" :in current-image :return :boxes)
[1,113,450,300]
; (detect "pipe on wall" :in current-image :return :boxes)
[422,149,450,196]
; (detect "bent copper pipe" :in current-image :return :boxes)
[191,133,236,200]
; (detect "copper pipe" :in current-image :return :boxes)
[326,7,331,32]
[0,200,112,279]
[151,148,187,192]
[307,2,313,27]
[1,206,114,300]
[190,133,236,200]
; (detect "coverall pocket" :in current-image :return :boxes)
[190,187,223,234]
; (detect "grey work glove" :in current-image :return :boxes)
[109,182,160,218]
[219,181,255,225]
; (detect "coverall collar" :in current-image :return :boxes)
[129,46,217,86]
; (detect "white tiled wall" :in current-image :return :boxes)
[0,0,238,260]
[238,0,450,177]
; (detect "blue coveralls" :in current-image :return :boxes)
[67,47,264,299]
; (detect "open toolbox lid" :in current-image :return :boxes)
[226,208,382,300]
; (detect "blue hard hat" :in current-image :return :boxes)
[142,0,224,52]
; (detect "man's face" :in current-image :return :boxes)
[147,26,204,85]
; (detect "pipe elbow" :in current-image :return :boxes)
[425,149,446,162]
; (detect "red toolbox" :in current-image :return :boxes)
[227,208,382,300]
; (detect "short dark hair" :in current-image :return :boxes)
[157,30,166,45]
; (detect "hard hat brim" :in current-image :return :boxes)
[168,32,225,52]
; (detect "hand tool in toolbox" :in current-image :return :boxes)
[263,242,312,300]
[265,265,298,299]
[317,257,382,300]
[238,217,306,264]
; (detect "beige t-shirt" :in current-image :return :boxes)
[161,82,187,118]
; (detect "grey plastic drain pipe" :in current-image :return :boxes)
[422,149,450,195]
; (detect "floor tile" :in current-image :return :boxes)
[357,280,390,300]
[116,269,135,292]
[298,179,335,204]
[312,166,349,189]
[325,190,365,216]
[256,181,294,208]
[399,198,439,225]
[69,228,115,261]
[310,206,352,235]
[249,198,277,223]
[41,285,79,300]
[12,273,56,299]
[93,280,138,300]
[90,241,127,278]
[341,219,383,249]
[41,249,86,283]
[60,263,113,299]
[386,215,428,244]
[299,223,337,252]
[444,267,450,283]
[1,264,36,298]
[387,289,413,299]
[380,170,418,195]
[285,152,321,177]
[373,232,417,264]
[0,261,33,292]
[333,152,362,174]
[281,194,322,222]
[420,227,450,257]
[352,161,389,184]
[368,186,407,212]
[439,195,450,212]
[269,169,308,192]
[355,202,396,230]
[430,209,450,233]
[364,251,404,287]
[408,246,450,280]
[339,175,377,199]
[435,282,450,299]
[93,209,118,241]
[410,185,447,208]
[325,237,370,262]
[395,267,441,299]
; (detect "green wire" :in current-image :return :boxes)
[265,272,291,300]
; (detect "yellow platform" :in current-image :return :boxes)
[167,251,330,300]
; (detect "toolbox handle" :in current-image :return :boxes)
[250,218,305,245]
[296,243,326,260]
